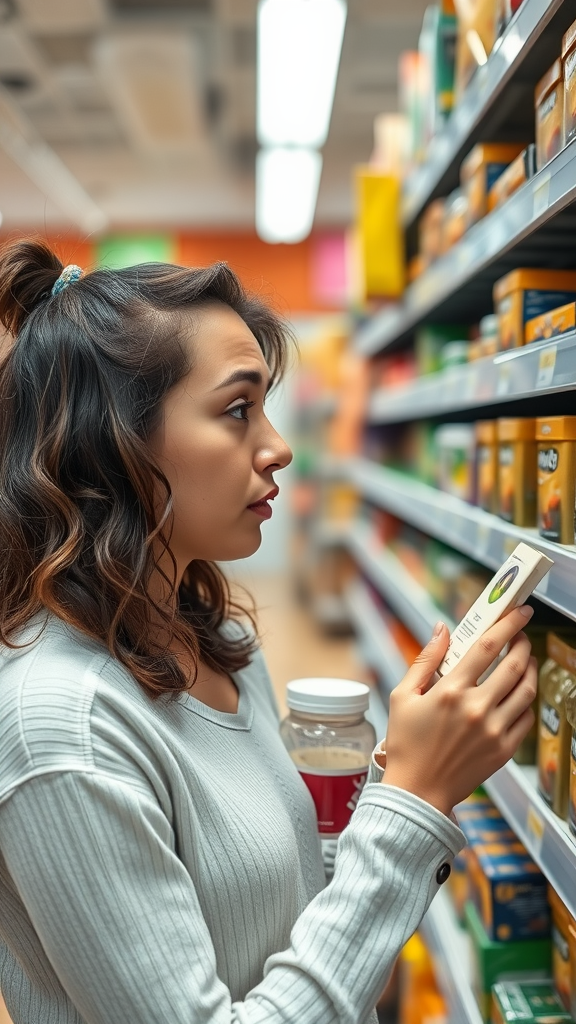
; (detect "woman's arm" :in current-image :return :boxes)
[0,767,461,1024]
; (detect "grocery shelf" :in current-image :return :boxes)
[368,331,576,423]
[355,139,576,358]
[401,0,572,228]
[421,887,482,1024]
[343,576,408,696]
[346,520,443,647]
[343,509,576,919]
[336,457,576,623]
[484,762,576,919]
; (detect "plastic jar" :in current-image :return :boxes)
[536,415,576,545]
[280,678,376,838]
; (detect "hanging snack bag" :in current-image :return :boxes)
[537,634,576,818]
[536,416,576,545]
[535,59,564,170]
[497,418,537,526]
[562,18,576,148]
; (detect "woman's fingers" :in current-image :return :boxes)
[451,604,534,685]
[501,703,536,760]
[493,656,538,730]
[397,621,449,695]
[479,632,533,704]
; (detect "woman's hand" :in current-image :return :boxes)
[382,605,537,817]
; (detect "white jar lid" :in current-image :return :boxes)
[286,678,370,716]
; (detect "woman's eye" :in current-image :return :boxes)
[227,401,255,422]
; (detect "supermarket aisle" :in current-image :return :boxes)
[230,569,372,717]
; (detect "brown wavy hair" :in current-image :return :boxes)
[0,236,295,699]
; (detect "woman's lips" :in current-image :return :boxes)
[247,500,273,520]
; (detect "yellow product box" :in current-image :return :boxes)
[493,269,576,350]
[536,417,576,545]
[497,419,537,526]
[461,143,525,227]
[488,145,537,212]
[562,18,576,147]
[537,633,576,819]
[535,59,565,171]
[548,885,575,1014]
[525,302,576,344]
[476,420,498,514]
[354,168,405,300]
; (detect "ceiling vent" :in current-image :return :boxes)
[110,0,211,12]
[16,0,107,34]
[94,31,208,153]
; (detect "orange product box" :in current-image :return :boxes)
[476,420,498,514]
[548,884,575,1014]
[525,302,576,344]
[493,269,576,350]
[487,145,537,212]
[418,198,445,263]
[497,418,537,527]
[562,18,576,147]
[535,59,564,170]
[461,143,525,226]
[536,416,576,545]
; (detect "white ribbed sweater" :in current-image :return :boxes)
[0,611,464,1024]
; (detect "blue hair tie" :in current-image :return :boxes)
[51,264,83,296]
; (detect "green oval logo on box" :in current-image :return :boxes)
[488,565,519,604]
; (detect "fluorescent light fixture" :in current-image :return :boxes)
[256,147,322,243]
[257,0,347,148]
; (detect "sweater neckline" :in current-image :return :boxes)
[178,669,253,731]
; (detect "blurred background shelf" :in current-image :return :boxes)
[420,887,483,1024]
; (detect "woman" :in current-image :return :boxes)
[0,238,536,1024]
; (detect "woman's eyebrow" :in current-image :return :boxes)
[214,369,271,393]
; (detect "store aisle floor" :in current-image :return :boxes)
[230,569,372,716]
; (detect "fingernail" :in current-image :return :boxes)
[431,621,445,640]
[519,605,534,619]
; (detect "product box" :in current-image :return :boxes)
[453,0,496,101]
[468,842,551,943]
[442,187,468,252]
[437,542,553,677]
[419,198,446,265]
[419,4,457,140]
[465,901,551,1022]
[536,417,576,545]
[497,418,537,526]
[563,19,576,147]
[492,980,573,1023]
[354,169,405,299]
[525,302,576,344]
[488,145,537,212]
[537,634,576,819]
[435,422,475,502]
[476,420,498,514]
[461,143,525,226]
[548,885,575,1013]
[415,324,468,375]
[535,59,565,171]
[493,269,576,350]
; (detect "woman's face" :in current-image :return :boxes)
[149,303,293,578]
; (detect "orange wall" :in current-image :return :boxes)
[0,230,343,315]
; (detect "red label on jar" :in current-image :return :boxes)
[297,768,369,836]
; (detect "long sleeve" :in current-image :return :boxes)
[0,768,464,1024]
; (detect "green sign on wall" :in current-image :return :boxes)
[96,234,176,270]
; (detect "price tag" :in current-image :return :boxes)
[536,345,557,390]
[533,173,551,220]
[526,804,545,858]
[496,363,511,395]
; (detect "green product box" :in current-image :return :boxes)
[415,324,468,375]
[465,902,551,1022]
[491,980,573,1023]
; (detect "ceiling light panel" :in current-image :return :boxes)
[257,0,347,149]
[94,32,207,153]
[16,0,107,34]
[256,147,322,243]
